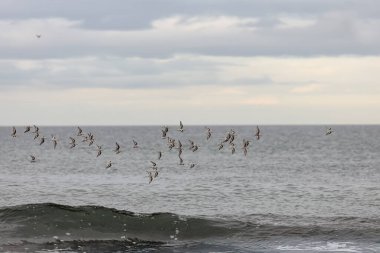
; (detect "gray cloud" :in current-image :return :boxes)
[1,0,378,30]
[0,6,379,59]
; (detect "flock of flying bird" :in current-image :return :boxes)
[9,122,334,184]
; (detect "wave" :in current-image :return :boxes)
[1,203,379,248]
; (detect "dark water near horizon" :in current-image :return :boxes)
[0,125,379,253]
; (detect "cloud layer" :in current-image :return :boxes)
[1,0,379,124]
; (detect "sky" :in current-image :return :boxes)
[1,0,380,125]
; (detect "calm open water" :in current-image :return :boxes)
[0,125,379,252]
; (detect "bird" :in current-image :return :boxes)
[255,126,261,140]
[69,137,76,149]
[114,142,121,154]
[106,161,112,169]
[39,136,45,145]
[11,127,16,137]
[161,129,167,139]
[24,126,31,133]
[188,140,195,150]
[205,127,212,140]
[161,126,169,139]
[51,135,58,149]
[77,127,83,136]
[133,140,139,148]
[35,34,41,38]
[34,132,40,140]
[158,151,162,160]
[30,155,36,163]
[326,127,334,135]
[32,125,39,134]
[177,121,184,132]
[153,168,159,178]
[230,143,236,154]
[96,145,102,157]
[148,171,154,184]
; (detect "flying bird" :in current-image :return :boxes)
[30,155,36,163]
[133,140,139,148]
[39,136,45,145]
[11,127,16,137]
[69,137,76,149]
[326,127,334,136]
[255,126,261,140]
[51,135,58,149]
[35,34,41,38]
[177,121,184,132]
[106,161,112,169]
[205,127,212,140]
[96,145,102,157]
[114,142,121,154]
[24,126,31,133]
[77,127,83,136]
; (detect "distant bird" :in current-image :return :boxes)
[87,133,95,146]
[161,126,169,139]
[114,142,121,154]
[34,132,40,140]
[35,34,41,38]
[205,127,212,140]
[51,135,58,149]
[133,140,139,148]
[243,139,251,148]
[168,138,175,150]
[326,127,334,136]
[106,161,112,169]
[96,145,102,157]
[32,125,39,133]
[243,139,251,156]
[255,126,261,140]
[177,121,184,132]
[229,133,235,144]
[30,155,36,163]
[69,137,76,149]
[39,136,45,145]
[148,171,154,184]
[150,161,157,168]
[161,129,167,139]
[153,168,159,178]
[230,143,236,154]
[77,127,83,136]
[11,127,16,137]
[24,126,31,133]
[158,151,162,160]
[188,140,195,150]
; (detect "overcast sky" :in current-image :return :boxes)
[1,0,379,125]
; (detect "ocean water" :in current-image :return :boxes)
[0,125,379,253]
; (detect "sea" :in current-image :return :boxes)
[0,125,379,253]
